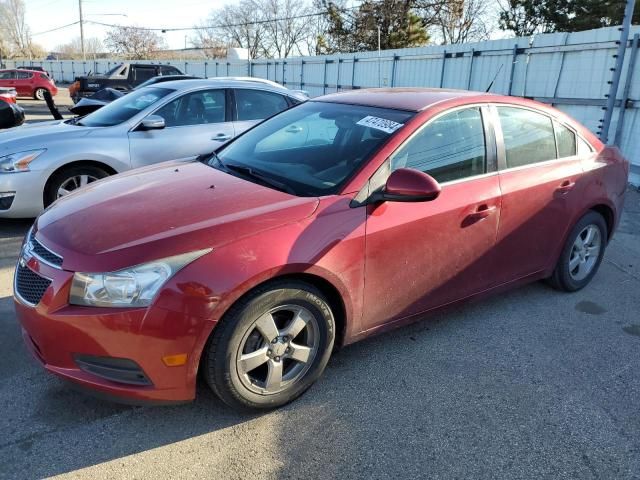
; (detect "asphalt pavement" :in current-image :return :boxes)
[1,97,639,478]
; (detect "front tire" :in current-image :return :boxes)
[202,281,335,411]
[547,211,607,292]
[44,165,110,208]
[34,88,47,100]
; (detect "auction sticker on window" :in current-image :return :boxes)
[356,116,404,134]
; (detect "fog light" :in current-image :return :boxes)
[162,353,188,367]
[0,192,15,210]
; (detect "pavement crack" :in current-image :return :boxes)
[605,258,640,283]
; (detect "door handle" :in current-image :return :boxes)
[212,133,231,142]
[555,180,575,194]
[468,204,497,220]
[285,125,302,133]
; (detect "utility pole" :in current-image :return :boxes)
[79,0,86,61]
[600,0,635,143]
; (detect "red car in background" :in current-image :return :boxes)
[0,69,58,100]
[0,87,17,104]
[14,88,629,411]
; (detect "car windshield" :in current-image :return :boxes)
[210,101,414,196]
[78,87,174,127]
[104,64,124,76]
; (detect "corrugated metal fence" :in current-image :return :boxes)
[5,25,640,183]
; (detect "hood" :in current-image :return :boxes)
[35,160,319,272]
[0,120,93,153]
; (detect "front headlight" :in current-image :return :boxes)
[0,149,46,173]
[69,249,211,308]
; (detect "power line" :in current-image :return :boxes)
[30,2,370,37]
[32,21,80,36]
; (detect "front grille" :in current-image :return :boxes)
[30,236,63,267]
[15,264,51,305]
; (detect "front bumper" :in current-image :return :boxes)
[14,253,216,404]
[0,170,47,218]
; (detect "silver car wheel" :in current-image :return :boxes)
[568,224,601,281]
[236,304,320,395]
[57,174,99,198]
[35,88,46,100]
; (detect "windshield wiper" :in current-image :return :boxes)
[226,163,296,195]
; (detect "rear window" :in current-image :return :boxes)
[497,107,556,168]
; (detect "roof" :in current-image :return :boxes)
[145,78,307,100]
[313,88,491,112]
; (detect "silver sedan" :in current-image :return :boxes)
[0,79,306,218]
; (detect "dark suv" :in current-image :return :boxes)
[69,63,184,103]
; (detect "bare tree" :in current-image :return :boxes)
[432,0,493,44]
[0,0,43,58]
[104,26,167,60]
[54,37,103,60]
[210,0,267,59]
[260,0,315,57]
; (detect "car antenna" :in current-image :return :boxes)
[485,64,504,93]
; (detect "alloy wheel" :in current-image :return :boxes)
[568,224,601,281]
[236,304,320,395]
[57,174,99,198]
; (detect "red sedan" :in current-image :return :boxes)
[14,88,629,410]
[0,69,58,100]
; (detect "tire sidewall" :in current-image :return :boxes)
[210,284,335,410]
[44,165,109,207]
[556,211,607,291]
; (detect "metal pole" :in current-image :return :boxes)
[600,0,636,143]
[614,33,640,146]
[467,49,475,90]
[440,50,446,88]
[507,44,518,95]
[78,0,86,61]
[378,26,381,88]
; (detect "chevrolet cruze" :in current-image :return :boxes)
[14,88,629,411]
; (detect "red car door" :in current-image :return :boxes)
[15,71,33,96]
[489,105,585,284]
[361,106,502,332]
[0,70,16,90]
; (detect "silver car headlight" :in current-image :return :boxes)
[69,249,211,308]
[0,149,46,173]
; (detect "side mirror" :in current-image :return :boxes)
[373,168,441,203]
[139,115,165,131]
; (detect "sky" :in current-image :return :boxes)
[26,0,239,51]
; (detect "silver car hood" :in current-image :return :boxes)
[0,120,94,153]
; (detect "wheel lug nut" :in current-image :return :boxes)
[275,356,281,362]
[272,338,278,344]
[285,347,291,353]
[267,349,272,356]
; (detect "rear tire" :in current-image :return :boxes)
[44,165,110,208]
[547,211,607,292]
[202,280,335,411]
[34,88,47,100]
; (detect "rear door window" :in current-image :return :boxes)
[16,71,32,79]
[133,67,157,83]
[497,107,556,168]
[554,121,577,158]
[235,89,289,121]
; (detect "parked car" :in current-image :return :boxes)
[0,69,58,100]
[0,79,306,217]
[0,87,17,104]
[0,100,25,129]
[69,74,201,116]
[69,63,185,103]
[17,65,50,77]
[14,88,628,410]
